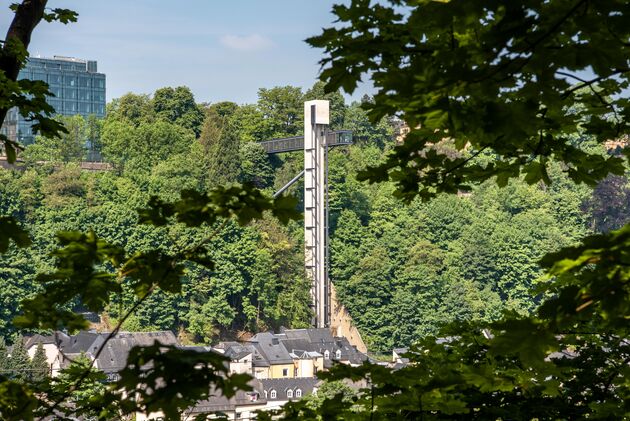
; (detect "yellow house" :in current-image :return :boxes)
[249,332,295,379]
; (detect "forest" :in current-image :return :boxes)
[1,82,627,353]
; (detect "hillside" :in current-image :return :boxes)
[1,84,628,351]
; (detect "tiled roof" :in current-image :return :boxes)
[249,332,293,365]
[92,331,178,373]
[24,332,71,350]
[190,378,266,413]
[261,378,321,401]
[61,331,103,355]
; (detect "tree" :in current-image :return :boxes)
[7,335,30,382]
[208,101,239,120]
[231,104,270,142]
[581,174,630,232]
[0,338,9,375]
[257,86,304,138]
[101,119,195,173]
[239,141,273,189]
[29,342,48,383]
[21,114,86,163]
[106,92,155,126]
[199,109,241,187]
[152,86,205,137]
[343,101,392,147]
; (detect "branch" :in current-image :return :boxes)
[559,68,630,99]
[438,144,491,182]
[0,0,48,155]
[474,0,588,84]
[1,0,47,79]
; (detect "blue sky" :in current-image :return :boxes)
[1,0,371,104]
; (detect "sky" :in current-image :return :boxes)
[0,0,372,104]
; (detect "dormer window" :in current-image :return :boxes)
[270,389,277,399]
[324,350,330,360]
[295,389,302,398]
[335,349,342,359]
[287,389,293,399]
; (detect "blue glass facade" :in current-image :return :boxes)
[1,56,106,145]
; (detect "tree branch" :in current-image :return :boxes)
[0,0,48,125]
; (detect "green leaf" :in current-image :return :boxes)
[0,216,31,253]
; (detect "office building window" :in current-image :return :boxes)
[48,73,62,85]
[64,89,76,99]
[78,89,91,100]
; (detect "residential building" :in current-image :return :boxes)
[23,330,177,380]
[249,332,295,379]
[185,379,267,421]
[24,332,72,377]
[278,328,368,369]
[261,378,321,412]
[215,341,271,379]
[1,55,106,145]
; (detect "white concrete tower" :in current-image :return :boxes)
[304,100,330,328]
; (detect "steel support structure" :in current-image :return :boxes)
[304,100,330,328]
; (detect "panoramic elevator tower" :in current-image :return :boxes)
[257,100,367,351]
[303,100,330,329]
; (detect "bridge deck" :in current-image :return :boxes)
[259,130,352,154]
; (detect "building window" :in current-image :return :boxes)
[295,389,302,398]
[64,88,76,99]
[324,350,330,360]
[270,390,276,399]
[282,368,288,377]
[48,74,62,85]
[287,389,293,399]
[336,349,342,360]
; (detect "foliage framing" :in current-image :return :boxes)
[308,0,630,201]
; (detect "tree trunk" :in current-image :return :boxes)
[0,0,48,128]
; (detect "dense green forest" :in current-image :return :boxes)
[1,83,628,351]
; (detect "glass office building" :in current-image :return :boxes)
[1,56,106,145]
